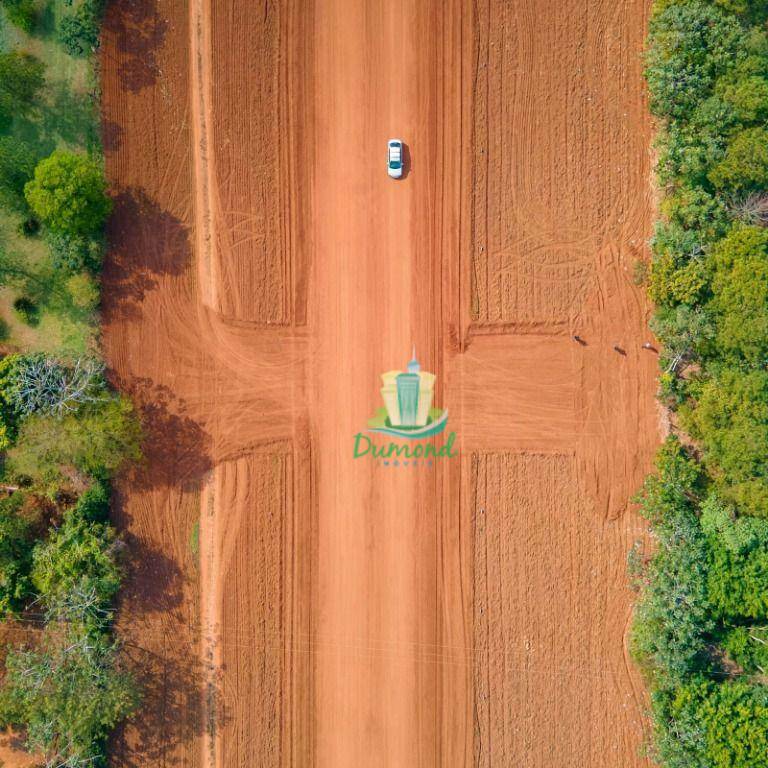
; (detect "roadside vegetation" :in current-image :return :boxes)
[634,1,768,765]
[0,1,142,766]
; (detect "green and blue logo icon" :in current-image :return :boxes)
[353,349,456,463]
[367,347,448,438]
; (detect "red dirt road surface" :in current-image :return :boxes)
[101,0,658,765]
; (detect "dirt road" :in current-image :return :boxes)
[101,0,657,766]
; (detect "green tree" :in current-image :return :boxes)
[24,151,112,237]
[708,538,768,619]
[645,2,743,120]
[0,51,45,131]
[31,508,121,616]
[0,625,139,767]
[660,184,730,243]
[709,225,768,363]
[709,127,768,192]
[717,74,768,122]
[631,439,713,683]
[7,394,142,494]
[650,303,715,372]
[683,368,768,516]
[653,679,768,768]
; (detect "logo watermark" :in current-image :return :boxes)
[353,348,457,466]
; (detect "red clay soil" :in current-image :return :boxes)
[101,0,658,766]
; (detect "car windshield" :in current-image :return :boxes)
[389,158,401,168]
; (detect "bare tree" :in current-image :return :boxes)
[13,356,105,416]
[729,192,768,227]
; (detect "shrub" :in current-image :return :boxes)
[73,479,110,523]
[0,354,24,449]
[648,251,709,306]
[721,625,768,673]
[65,272,100,312]
[708,538,768,620]
[0,0,35,32]
[701,492,768,553]
[0,493,33,617]
[59,3,101,57]
[0,51,45,132]
[645,2,743,119]
[47,231,104,273]
[655,101,732,184]
[0,137,37,213]
[650,303,715,371]
[709,127,768,192]
[24,151,112,237]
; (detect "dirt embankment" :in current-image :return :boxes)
[101,0,657,766]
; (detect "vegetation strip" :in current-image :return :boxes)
[0,1,142,766]
[633,1,768,765]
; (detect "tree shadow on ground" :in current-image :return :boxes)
[103,0,168,93]
[102,189,192,323]
[110,640,228,768]
[113,376,213,492]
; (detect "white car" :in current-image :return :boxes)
[387,139,404,179]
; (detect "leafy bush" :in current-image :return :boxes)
[72,479,110,523]
[0,354,24,450]
[721,625,768,673]
[65,272,100,311]
[24,151,112,237]
[650,303,715,372]
[0,492,33,616]
[659,185,730,243]
[648,251,709,306]
[59,3,101,58]
[701,492,768,553]
[717,74,768,121]
[708,538,768,620]
[47,231,104,273]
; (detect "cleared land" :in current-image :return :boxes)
[101,0,657,766]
